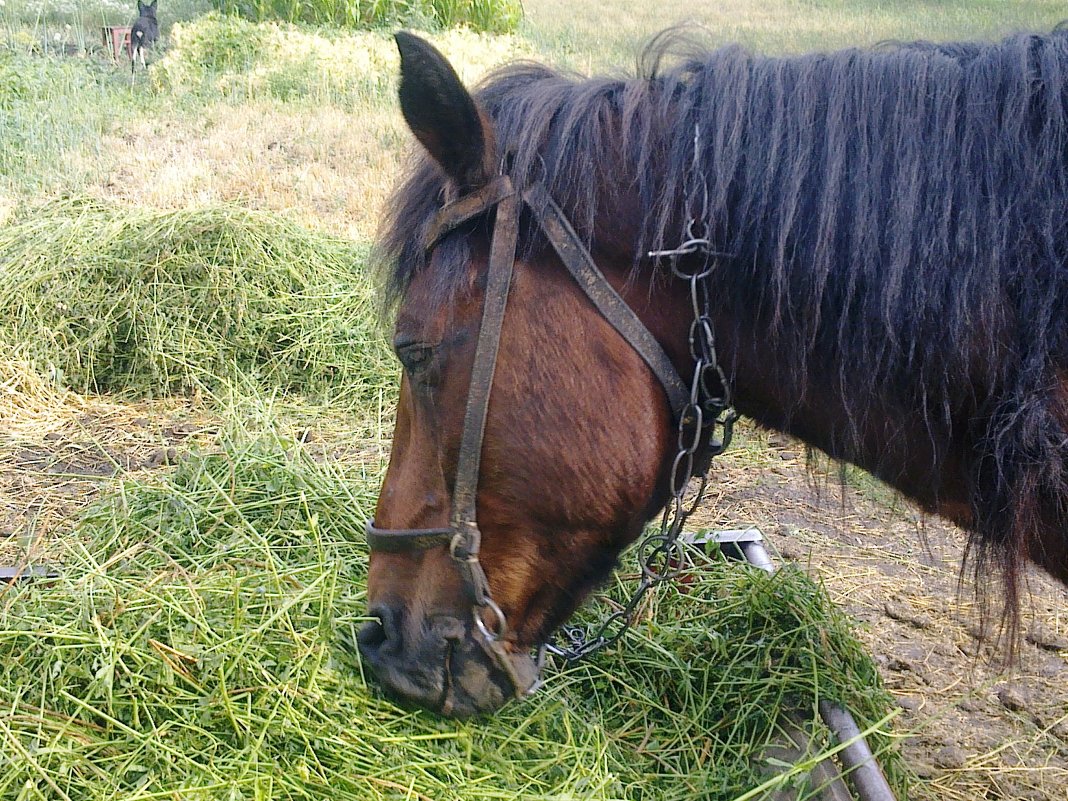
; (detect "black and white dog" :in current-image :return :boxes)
[130,0,159,74]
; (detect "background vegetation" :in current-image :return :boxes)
[211,0,522,33]
[0,0,520,37]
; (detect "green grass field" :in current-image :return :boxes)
[1,2,1066,799]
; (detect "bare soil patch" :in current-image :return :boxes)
[0,390,214,564]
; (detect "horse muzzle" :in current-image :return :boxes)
[357,603,540,718]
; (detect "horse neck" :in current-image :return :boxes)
[733,287,973,514]
[607,251,969,516]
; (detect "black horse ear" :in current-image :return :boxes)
[395,31,493,192]
[137,0,145,11]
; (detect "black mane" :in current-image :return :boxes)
[378,28,1068,626]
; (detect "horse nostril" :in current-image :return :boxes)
[358,618,387,651]
[358,604,401,655]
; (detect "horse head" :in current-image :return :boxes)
[356,33,697,717]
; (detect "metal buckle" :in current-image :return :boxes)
[450,530,479,563]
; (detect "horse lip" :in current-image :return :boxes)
[359,615,531,718]
[471,631,541,698]
[435,628,531,718]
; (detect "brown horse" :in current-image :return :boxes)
[359,30,1068,717]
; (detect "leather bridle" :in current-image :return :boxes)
[365,173,727,698]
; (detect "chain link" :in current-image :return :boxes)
[545,234,737,662]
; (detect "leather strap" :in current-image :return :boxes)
[522,183,691,418]
[365,519,452,552]
[423,175,516,251]
[451,186,520,531]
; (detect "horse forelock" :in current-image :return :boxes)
[376,28,1068,619]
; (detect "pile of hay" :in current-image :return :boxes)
[0,197,393,402]
[0,431,910,800]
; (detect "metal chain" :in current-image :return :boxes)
[545,240,737,662]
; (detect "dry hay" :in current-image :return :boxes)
[0,197,393,401]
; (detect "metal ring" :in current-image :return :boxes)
[678,403,704,452]
[669,246,714,279]
[670,449,695,495]
[474,598,508,642]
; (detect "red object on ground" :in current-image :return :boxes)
[102,25,132,60]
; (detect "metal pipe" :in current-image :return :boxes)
[736,535,898,801]
[818,699,898,801]
[738,539,776,573]
[0,565,59,584]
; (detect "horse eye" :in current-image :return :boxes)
[397,343,434,374]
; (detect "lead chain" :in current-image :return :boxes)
[546,235,736,663]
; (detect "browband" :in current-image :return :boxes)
[423,175,516,252]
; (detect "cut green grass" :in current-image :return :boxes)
[0,428,909,800]
[0,197,394,403]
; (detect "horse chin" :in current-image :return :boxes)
[439,634,539,718]
[358,614,537,719]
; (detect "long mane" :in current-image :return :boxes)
[379,28,1068,626]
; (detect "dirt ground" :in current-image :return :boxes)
[0,389,211,563]
[2,393,1066,801]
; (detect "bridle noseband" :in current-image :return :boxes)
[366,172,734,699]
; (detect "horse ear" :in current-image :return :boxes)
[394,31,494,192]
[137,0,145,11]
